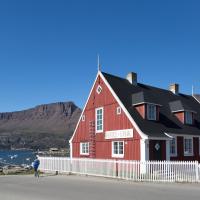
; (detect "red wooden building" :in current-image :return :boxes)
[69,71,200,161]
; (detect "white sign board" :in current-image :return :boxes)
[105,129,133,139]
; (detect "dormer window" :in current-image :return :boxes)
[185,111,193,125]
[147,104,156,120]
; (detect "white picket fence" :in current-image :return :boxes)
[38,157,200,183]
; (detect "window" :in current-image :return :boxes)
[185,111,193,125]
[112,141,124,158]
[80,142,89,155]
[147,104,156,120]
[170,137,177,156]
[95,107,103,133]
[81,115,85,121]
[96,85,102,94]
[116,107,121,115]
[184,137,193,156]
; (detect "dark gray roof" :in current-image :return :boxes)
[169,100,193,113]
[193,94,200,103]
[132,92,160,105]
[102,72,200,138]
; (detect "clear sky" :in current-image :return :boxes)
[0,0,200,112]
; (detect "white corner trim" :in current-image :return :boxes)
[99,72,148,140]
[69,71,101,143]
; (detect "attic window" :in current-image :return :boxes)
[116,107,121,115]
[147,104,156,120]
[81,115,85,121]
[96,85,102,94]
[185,111,193,125]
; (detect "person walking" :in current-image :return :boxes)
[33,157,40,178]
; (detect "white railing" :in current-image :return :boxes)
[38,157,200,183]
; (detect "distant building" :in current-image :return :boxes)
[70,71,200,161]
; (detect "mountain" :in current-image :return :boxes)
[0,102,81,150]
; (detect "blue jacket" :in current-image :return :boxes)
[33,159,40,169]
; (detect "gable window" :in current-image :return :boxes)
[170,137,177,156]
[81,115,85,121]
[185,111,193,125]
[184,137,193,156]
[96,85,102,94]
[116,107,121,115]
[147,104,156,120]
[95,107,103,133]
[80,142,89,155]
[112,141,124,158]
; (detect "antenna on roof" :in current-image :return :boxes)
[192,85,194,96]
[97,54,101,72]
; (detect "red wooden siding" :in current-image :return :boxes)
[135,104,145,119]
[72,74,141,160]
[174,112,184,124]
[170,136,200,162]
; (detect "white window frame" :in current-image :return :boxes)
[147,104,156,120]
[185,111,193,125]
[96,85,102,94]
[112,141,124,158]
[81,114,85,121]
[170,137,177,157]
[116,106,121,115]
[95,107,104,133]
[184,137,193,156]
[80,142,89,155]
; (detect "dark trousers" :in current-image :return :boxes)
[34,168,39,177]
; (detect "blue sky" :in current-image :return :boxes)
[0,0,200,112]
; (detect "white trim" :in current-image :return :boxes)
[169,136,177,157]
[140,139,149,161]
[99,72,148,140]
[69,72,100,144]
[183,136,193,156]
[80,142,89,155]
[96,85,102,94]
[172,109,196,114]
[95,107,104,133]
[132,102,162,107]
[112,141,124,158]
[164,132,200,138]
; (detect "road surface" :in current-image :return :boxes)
[0,174,200,200]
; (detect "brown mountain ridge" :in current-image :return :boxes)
[0,102,81,150]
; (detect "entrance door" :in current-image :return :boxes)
[149,140,166,161]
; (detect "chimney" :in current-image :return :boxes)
[126,72,137,85]
[169,83,179,94]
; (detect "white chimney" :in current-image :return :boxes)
[169,83,179,94]
[126,72,137,86]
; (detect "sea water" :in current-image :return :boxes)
[0,150,36,167]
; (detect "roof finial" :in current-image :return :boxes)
[97,54,101,72]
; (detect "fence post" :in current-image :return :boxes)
[195,161,199,182]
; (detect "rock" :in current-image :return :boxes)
[0,102,81,150]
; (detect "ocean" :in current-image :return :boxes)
[0,150,36,167]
